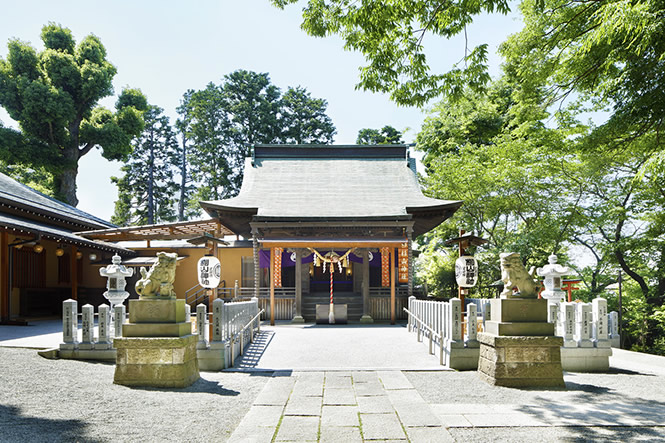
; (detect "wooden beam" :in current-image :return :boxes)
[270,247,275,326]
[390,246,396,325]
[1,230,9,321]
[70,245,78,300]
[260,240,406,248]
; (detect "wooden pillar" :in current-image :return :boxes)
[70,245,78,300]
[294,248,303,321]
[1,230,9,321]
[362,249,370,317]
[269,247,275,326]
[252,230,259,299]
[390,247,396,325]
[407,227,414,298]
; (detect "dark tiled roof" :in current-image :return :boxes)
[0,212,133,254]
[201,145,462,235]
[0,172,113,230]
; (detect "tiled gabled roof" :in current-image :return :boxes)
[0,172,113,230]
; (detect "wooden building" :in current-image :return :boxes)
[0,173,133,323]
[201,145,461,324]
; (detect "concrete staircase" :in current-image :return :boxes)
[302,292,363,322]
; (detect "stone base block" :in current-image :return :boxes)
[122,321,192,337]
[197,347,227,371]
[291,315,305,324]
[477,332,565,388]
[114,334,199,388]
[128,298,186,324]
[59,343,77,351]
[485,321,555,336]
[491,298,549,322]
[449,347,480,371]
[359,315,374,324]
[59,348,117,361]
[79,343,95,350]
[94,342,112,350]
[561,346,612,372]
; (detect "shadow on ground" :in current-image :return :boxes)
[0,404,93,442]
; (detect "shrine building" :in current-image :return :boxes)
[200,144,461,324]
[3,144,461,325]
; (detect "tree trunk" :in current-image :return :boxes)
[178,134,187,221]
[147,131,155,225]
[59,141,80,207]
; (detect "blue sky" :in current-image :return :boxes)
[0,1,522,221]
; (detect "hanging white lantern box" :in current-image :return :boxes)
[198,256,221,288]
[455,256,479,288]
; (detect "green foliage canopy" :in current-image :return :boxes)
[0,23,147,206]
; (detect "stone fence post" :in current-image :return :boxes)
[561,302,576,347]
[575,303,593,348]
[450,298,463,348]
[61,299,78,350]
[114,304,126,338]
[466,303,478,348]
[80,304,95,350]
[212,299,224,342]
[197,304,208,349]
[97,304,111,349]
[593,298,610,348]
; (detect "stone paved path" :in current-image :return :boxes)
[229,370,453,442]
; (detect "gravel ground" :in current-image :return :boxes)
[406,367,665,442]
[0,348,268,442]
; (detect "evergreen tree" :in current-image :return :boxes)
[280,86,336,144]
[111,105,177,226]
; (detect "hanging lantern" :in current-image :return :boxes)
[55,246,65,257]
[76,251,83,260]
[33,244,44,254]
[197,256,221,289]
[455,256,478,288]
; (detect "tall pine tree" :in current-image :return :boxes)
[111,105,177,226]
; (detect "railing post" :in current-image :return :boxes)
[575,302,593,347]
[61,299,78,350]
[408,296,415,332]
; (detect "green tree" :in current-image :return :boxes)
[111,105,177,226]
[178,70,338,212]
[0,23,147,206]
[280,86,336,144]
[272,0,509,105]
[356,125,403,145]
[174,90,201,221]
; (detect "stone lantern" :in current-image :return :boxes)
[100,254,134,309]
[536,254,571,301]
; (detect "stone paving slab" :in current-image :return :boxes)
[325,373,353,388]
[356,395,394,414]
[275,415,319,442]
[387,389,442,427]
[323,387,357,406]
[405,425,455,443]
[359,413,407,440]
[319,426,363,443]
[252,377,295,406]
[377,370,413,390]
[354,381,386,397]
[321,405,361,426]
[227,424,276,443]
[284,395,322,416]
[238,405,284,428]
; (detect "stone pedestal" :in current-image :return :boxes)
[477,333,564,387]
[478,298,564,388]
[114,335,199,388]
[114,298,199,388]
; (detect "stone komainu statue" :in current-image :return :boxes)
[499,252,542,299]
[135,252,178,299]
